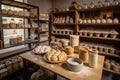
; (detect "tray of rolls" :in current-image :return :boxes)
[44,49,67,63]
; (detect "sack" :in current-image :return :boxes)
[30,68,53,80]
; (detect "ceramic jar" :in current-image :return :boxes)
[89,49,98,68]
[70,35,79,47]
[61,39,69,47]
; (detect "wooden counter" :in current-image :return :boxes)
[20,51,104,80]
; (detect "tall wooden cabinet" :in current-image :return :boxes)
[0,0,40,50]
[50,5,120,75]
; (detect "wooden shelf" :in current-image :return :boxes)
[24,39,39,44]
[40,40,49,43]
[2,14,36,19]
[99,52,120,58]
[77,5,120,12]
[3,28,29,29]
[1,0,38,9]
[33,19,49,23]
[4,39,38,48]
[3,27,38,29]
[40,31,49,33]
[52,23,76,26]
[52,33,71,36]
[80,36,120,42]
[78,23,120,25]
[104,68,120,75]
[52,10,75,14]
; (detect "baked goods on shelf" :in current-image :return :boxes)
[2,9,8,14]
[10,37,22,45]
[33,45,51,55]
[104,59,120,73]
[44,49,67,63]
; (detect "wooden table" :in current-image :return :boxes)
[20,51,104,80]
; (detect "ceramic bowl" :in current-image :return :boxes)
[67,58,83,72]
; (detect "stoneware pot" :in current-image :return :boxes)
[67,57,83,72]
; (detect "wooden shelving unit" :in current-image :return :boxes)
[99,52,120,58]
[52,33,71,36]
[34,19,49,45]
[80,36,120,42]
[4,39,39,48]
[2,14,36,19]
[78,23,120,26]
[104,68,120,75]
[0,0,40,50]
[52,23,76,26]
[50,4,120,75]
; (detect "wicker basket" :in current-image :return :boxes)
[18,11,24,16]
[9,23,17,28]
[13,11,19,15]
[7,10,14,15]
[24,11,30,17]
[2,9,8,14]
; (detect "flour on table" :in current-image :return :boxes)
[49,64,55,68]
[68,66,92,78]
